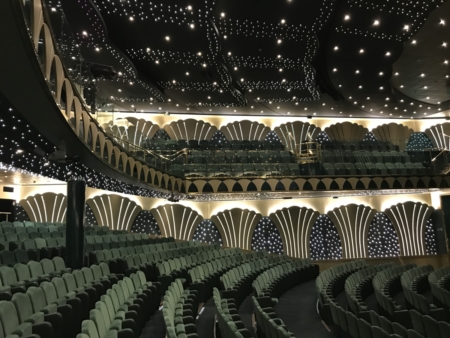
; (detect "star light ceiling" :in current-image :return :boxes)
[55,0,450,117]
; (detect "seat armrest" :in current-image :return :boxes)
[24,312,45,325]
[12,322,33,336]
[41,303,58,314]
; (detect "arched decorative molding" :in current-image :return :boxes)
[130,210,161,235]
[274,121,321,153]
[86,194,142,231]
[269,206,319,258]
[164,119,217,140]
[150,204,203,240]
[371,123,414,151]
[384,201,434,256]
[124,118,160,140]
[20,193,66,223]
[324,122,368,142]
[425,123,450,149]
[211,209,262,250]
[220,120,270,141]
[327,204,377,259]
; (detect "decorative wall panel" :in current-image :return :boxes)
[274,121,321,153]
[371,123,414,151]
[85,203,97,226]
[211,209,262,249]
[327,204,377,259]
[220,121,270,141]
[14,204,30,222]
[164,119,218,141]
[251,217,283,255]
[86,194,142,231]
[368,212,400,258]
[269,206,319,258]
[325,122,368,142]
[150,204,203,240]
[384,201,434,256]
[130,210,161,236]
[193,219,222,245]
[20,193,66,223]
[425,123,450,149]
[310,215,343,260]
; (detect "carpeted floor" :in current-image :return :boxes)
[197,298,216,338]
[140,308,166,338]
[238,296,256,337]
[274,280,332,338]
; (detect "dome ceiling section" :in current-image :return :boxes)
[325,0,444,118]
[92,0,245,108]
[392,0,450,107]
[212,0,336,105]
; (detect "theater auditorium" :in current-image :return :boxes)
[1,0,450,337]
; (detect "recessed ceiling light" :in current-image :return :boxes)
[385,51,391,56]
[359,49,364,53]
[187,5,192,10]
[221,12,225,17]
[344,15,350,20]
[129,17,134,21]
[412,40,417,44]
[440,19,445,25]
[403,25,409,30]
[190,24,195,29]
[186,72,189,76]
[334,46,339,50]
[165,36,170,41]
[281,19,286,24]
[373,20,380,26]
[277,39,282,44]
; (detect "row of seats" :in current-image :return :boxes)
[251,259,320,338]
[401,265,449,321]
[1,231,65,251]
[0,225,65,234]
[321,140,401,152]
[176,163,301,177]
[322,150,419,164]
[345,263,396,315]
[188,150,294,164]
[373,264,416,325]
[429,267,450,310]
[214,288,250,338]
[0,221,65,228]
[316,260,367,307]
[78,271,158,338]
[323,162,430,176]
[163,279,199,338]
[142,139,285,151]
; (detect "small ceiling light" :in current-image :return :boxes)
[379,72,383,76]
[190,24,195,29]
[333,68,337,72]
[51,7,57,12]
[373,20,380,26]
[440,19,445,25]
[412,40,417,44]
[359,49,364,53]
[355,70,360,74]
[221,12,225,17]
[186,72,189,76]
[281,19,286,24]
[334,46,339,50]
[421,73,425,77]
[386,51,391,56]
[277,55,282,59]
[95,47,100,52]
[82,31,88,36]
[129,17,134,21]
[165,36,170,41]
[344,15,350,20]
[395,72,399,75]
[443,42,448,47]
[279,68,283,72]
[277,39,282,44]
[403,25,410,30]
[187,5,192,10]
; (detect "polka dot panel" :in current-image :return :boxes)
[251,217,283,255]
[368,212,400,258]
[130,210,161,235]
[310,214,342,260]
[192,219,222,245]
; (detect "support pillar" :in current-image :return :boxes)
[66,179,86,269]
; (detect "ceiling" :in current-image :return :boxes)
[0,165,64,186]
[52,0,450,119]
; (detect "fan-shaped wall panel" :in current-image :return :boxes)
[327,204,377,259]
[274,122,321,153]
[124,117,160,140]
[220,120,270,141]
[269,207,319,258]
[384,202,434,256]
[150,204,203,240]
[211,209,262,250]
[424,123,450,149]
[367,212,400,258]
[371,123,414,151]
[164,119,217,140]
[20,193,67,223]
[86,194,142,231]
[324,122,368,142]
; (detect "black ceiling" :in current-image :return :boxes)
[52,0,450,118]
